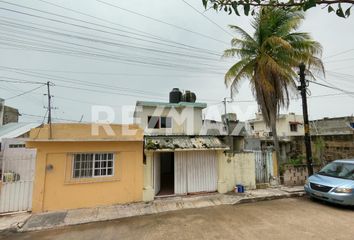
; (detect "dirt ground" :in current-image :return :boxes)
[2,197,354,240]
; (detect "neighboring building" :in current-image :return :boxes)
[0,122,41,167]
[0,98,20,126]
[201,113,247,153]
[26,123,144,213]
[247,112,304,163]
[307,116,354,162]
[134,89,256,201]
[248,112,304,139]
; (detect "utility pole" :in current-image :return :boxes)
[298,63,314,176]
[45,81,53,139]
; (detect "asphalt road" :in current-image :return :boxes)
[2,197,354,240]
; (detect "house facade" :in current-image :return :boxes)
[26,123,144,213]
[306,116,354,162]
[248,112,304,138]
[134,89,257,201]
[247,112,304,163]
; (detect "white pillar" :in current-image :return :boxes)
[217,150,228,193]
[143,151,155,201]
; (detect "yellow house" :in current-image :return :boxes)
[27,123,144,213]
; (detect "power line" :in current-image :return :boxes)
[323,48,354,60]
[324,57,354,64]
[0,24,227,73]
[0,0,228,46]
[95,0,229,45]
[5,84,45,101]
[0,78,44,84]
[21,112,86,123]
[35,0,222,56]
[0,20,226,66]
[181,0,233,37]
[308,80,354,98]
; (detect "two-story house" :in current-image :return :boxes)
[247,112,304,163]
[134,88,229,201]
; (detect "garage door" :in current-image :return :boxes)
[174,151,217,194]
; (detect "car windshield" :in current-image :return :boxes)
[318,162,354,180]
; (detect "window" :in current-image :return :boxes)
[72,153,114,178]
[9,144,26,148]
[160,117,172,128]
[148,116,159,129]
[147,116,172,129]
[290,123,298,132]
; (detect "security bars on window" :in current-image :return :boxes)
[72,153,114,178]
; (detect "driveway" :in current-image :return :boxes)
[2,197,354,240]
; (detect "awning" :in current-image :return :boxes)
[145,136,229,151]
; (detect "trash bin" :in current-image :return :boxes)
[236,184,245,193]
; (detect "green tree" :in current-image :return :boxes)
[223,7,324,175]
[202,0,353,18]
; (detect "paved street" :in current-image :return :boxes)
[2,197,354,240]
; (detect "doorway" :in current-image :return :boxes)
[157,152,174,196]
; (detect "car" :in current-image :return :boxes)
[304,159,354,206]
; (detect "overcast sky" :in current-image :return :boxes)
[0,0,353,124]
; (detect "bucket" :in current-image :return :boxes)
[236,184,245,193]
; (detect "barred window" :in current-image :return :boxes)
[72,153,114,178]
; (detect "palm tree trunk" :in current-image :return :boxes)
[270,120,281,178]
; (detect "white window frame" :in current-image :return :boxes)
[72,153,115,179]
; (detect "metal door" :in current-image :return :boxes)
[255,150,273,183]
[0,139,36,213]
[186,151,217,193]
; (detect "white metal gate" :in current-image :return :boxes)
[0,139,36,213]
[255,150,273,184]
[174,151,217,194]
[153,152,161,195]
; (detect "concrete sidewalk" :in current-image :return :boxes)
[2,186,305,233]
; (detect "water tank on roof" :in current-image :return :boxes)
[169,88,182,103]
[182,90,196,103]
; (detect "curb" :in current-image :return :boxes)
[13,191,306,233]
[236,192,306,205]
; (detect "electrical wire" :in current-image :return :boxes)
[95,0,229,45]
[181,0,233,37]
[5,84,46,101]
[35,0,223,56]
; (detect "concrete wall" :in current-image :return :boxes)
[2,106,19,125]
[134,105,203,135]
[283,164,321,186]
[27,141,144,213]
[219,152,256,191]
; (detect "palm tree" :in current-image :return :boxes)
[223,7,324,176]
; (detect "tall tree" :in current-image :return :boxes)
[202,0,353,18]
[223,7,324,175]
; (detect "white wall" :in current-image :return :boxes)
[134,105,204,135]
[250,114,304,137]
[220,152,256,191]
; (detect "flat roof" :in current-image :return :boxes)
[136,101,207,109]
[27,123,144,142]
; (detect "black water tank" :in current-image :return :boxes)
[169,88,182,103]
[182,90,196,103]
